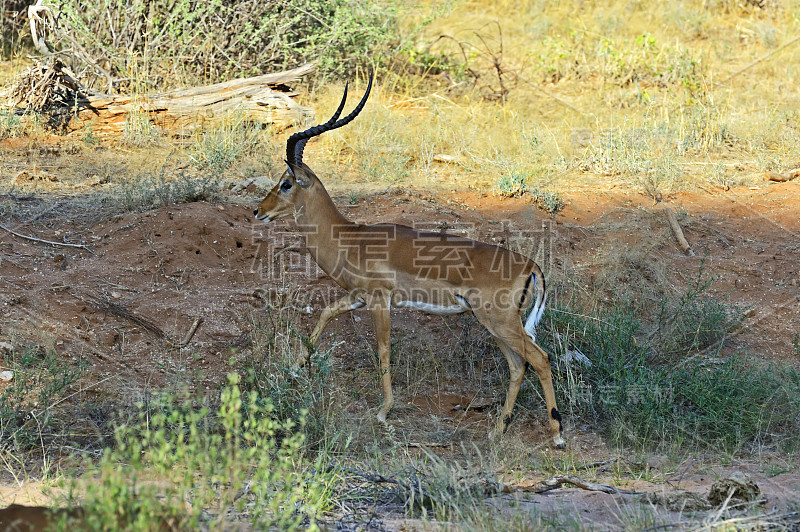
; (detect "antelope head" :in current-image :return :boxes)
[254,76,373,223]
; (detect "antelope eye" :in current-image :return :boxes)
[280,180,292,192]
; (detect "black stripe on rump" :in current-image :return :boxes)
[518,273,534,311]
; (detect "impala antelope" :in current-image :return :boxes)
[254,77,565,448]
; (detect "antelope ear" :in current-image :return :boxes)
[286,161,311,188]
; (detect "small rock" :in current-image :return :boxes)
[0,341,13,356]
[0,370,13,382]
[433,154,459,163]
[708,471,761,507]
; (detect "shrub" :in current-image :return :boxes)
[538,278,800,452]
[51,0,402,91]
[495,171,527,198]
[61,373,335,530]
[117,167,221,213]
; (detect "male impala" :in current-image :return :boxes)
[254,77,565,448]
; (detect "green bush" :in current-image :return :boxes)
[52,0,402,90]
[495,171,527,198]
[242,302,335,447]
[61,373,335,530]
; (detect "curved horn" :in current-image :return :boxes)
[286,83,349,166]
[292,82,349,166]
[327,74,373,133]
[285,75,373,167]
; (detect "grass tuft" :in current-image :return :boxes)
[117,166,221,213]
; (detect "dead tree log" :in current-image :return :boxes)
[67,63,315,136]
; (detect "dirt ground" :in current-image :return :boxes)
[1,173,799,528]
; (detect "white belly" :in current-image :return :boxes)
[392,297,470,316]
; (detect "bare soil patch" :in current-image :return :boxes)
[1,181,799,527]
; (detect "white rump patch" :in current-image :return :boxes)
[524,273,546,341]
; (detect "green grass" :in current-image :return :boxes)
[538,281,800,452]
[58,373,334,530]
[0,340,87,454]
[241,300,337,447]
[187,115,264,177]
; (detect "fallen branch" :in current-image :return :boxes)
[572,458,618,472]
[406,442,451,449]
[68,64,316,136]
[338,466,438,505]
[8,63,316,136]
[664,207,695,256]
[0,223,92,253]
[532,475,637,495]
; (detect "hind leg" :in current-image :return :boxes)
[475,310,565,448]
[512,334,565,448]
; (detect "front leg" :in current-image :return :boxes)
[369,296,393,423]
[300,292,365,366]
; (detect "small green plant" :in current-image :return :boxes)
[347,190,361,204]
[529,186,565,214]
[0,109,22,138]
[189,115,261,176]
[794,333,800,356]
[61,373,334,530]
[495,171,527,197]
[122,105,161,147]
[81,123,99,146]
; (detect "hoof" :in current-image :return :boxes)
[553,435,566,450]
[376,411,388,423]
[489,424,506,441]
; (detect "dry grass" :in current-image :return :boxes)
[291,0,800,199]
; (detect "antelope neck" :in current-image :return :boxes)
[294,180,354,270]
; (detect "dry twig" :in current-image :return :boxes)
[79,293,166,340]
[173,316,204,349]
[664,207,695,256]
[0,223,92,252]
